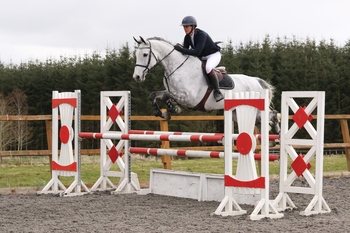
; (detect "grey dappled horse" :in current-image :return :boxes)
[132,36,280,134]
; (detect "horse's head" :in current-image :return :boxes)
[132,36,157,82]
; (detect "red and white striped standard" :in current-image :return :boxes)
[129,147,279,161]
[79,132,224,142]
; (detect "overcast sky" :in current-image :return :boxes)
[1,0,349,65]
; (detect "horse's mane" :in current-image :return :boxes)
[146,37,174,46]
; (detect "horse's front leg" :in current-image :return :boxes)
[162,92,183,115]
[149,91,171,120]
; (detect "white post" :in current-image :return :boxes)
[215,90,282,219]
[273,91,330,216]
[90,91,140,193]
[39,90,89,196]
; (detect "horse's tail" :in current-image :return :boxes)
[257,78,281,134]
[257,78,275,105]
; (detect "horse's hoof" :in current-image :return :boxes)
[269,141,277,147]
[174,106,182,114]
[162,112,171,121]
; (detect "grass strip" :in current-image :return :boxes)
[0,155,348,189]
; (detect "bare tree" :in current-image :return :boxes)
[0,93,15,151]
[7,87,32,150]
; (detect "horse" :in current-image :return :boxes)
[132,36,280,134]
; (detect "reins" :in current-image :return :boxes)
[135,39,190,91]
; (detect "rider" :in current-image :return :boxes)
[174,16,224,102]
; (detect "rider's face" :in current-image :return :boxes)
[183,25,194,35]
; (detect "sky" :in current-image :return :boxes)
[0,0,349,65]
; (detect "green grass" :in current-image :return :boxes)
[0,155,348,189]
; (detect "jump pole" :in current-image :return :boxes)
[79,132,224,142]
[38,90,89,196]
[214,90,283,220]
[129,147,279,161]
[272,91,331,215]
[128,129,280,141]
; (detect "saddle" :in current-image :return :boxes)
[201,62,235,90]
[192,62,235,111]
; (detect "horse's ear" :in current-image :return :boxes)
[133,36,141,44]
[139,36,147,44]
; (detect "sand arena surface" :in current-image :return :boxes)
[0,177,349,233]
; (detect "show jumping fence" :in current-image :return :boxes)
[0,114,350,170]
[71,89,330,219]
[0,88,332,220]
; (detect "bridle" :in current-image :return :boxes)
[135,40,190,80]
[134,43,155,75]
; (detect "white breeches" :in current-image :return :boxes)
[202,51,221,74]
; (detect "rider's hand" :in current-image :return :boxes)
[174,43,184,53]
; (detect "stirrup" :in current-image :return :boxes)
[214,91,224,102]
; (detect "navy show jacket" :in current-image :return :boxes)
[182,28,220,57]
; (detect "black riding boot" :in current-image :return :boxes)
[208,70,224,102]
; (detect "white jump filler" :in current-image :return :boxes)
[214,90,283,220]
[90,91,140,193]
[39,90,89,196]
[273,91,331,215]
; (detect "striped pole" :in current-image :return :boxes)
[79,132,224,142]
[129,129,224,136]
[255,134,280,141]
[129,147,279,161]
[130,147,225,158]
[128,130,279,141]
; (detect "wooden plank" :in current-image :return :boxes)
[0,115,100,121]
[0,150,52,157]
[340,119,350,171]
[324,115,350,119]
[0,149,100,157]
[288,115,350,120]
[0,115,52,120]
[160,117,172,169]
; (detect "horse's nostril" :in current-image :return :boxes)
[134,75,143,82]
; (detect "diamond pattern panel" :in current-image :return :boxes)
[108,105,123,122]
[108,146,123,163]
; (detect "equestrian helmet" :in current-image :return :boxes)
[181,16,197,27]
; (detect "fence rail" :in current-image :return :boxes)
[0,114,349,170]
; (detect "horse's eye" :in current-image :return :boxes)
[143,53,148,57]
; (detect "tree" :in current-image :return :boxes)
[0,93,15,150]
[7,87,32,150]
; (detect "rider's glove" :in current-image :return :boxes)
[174,43,184,53]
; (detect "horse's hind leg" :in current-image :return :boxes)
[270,110,281,135]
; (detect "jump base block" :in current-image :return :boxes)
[139,169,260,205]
